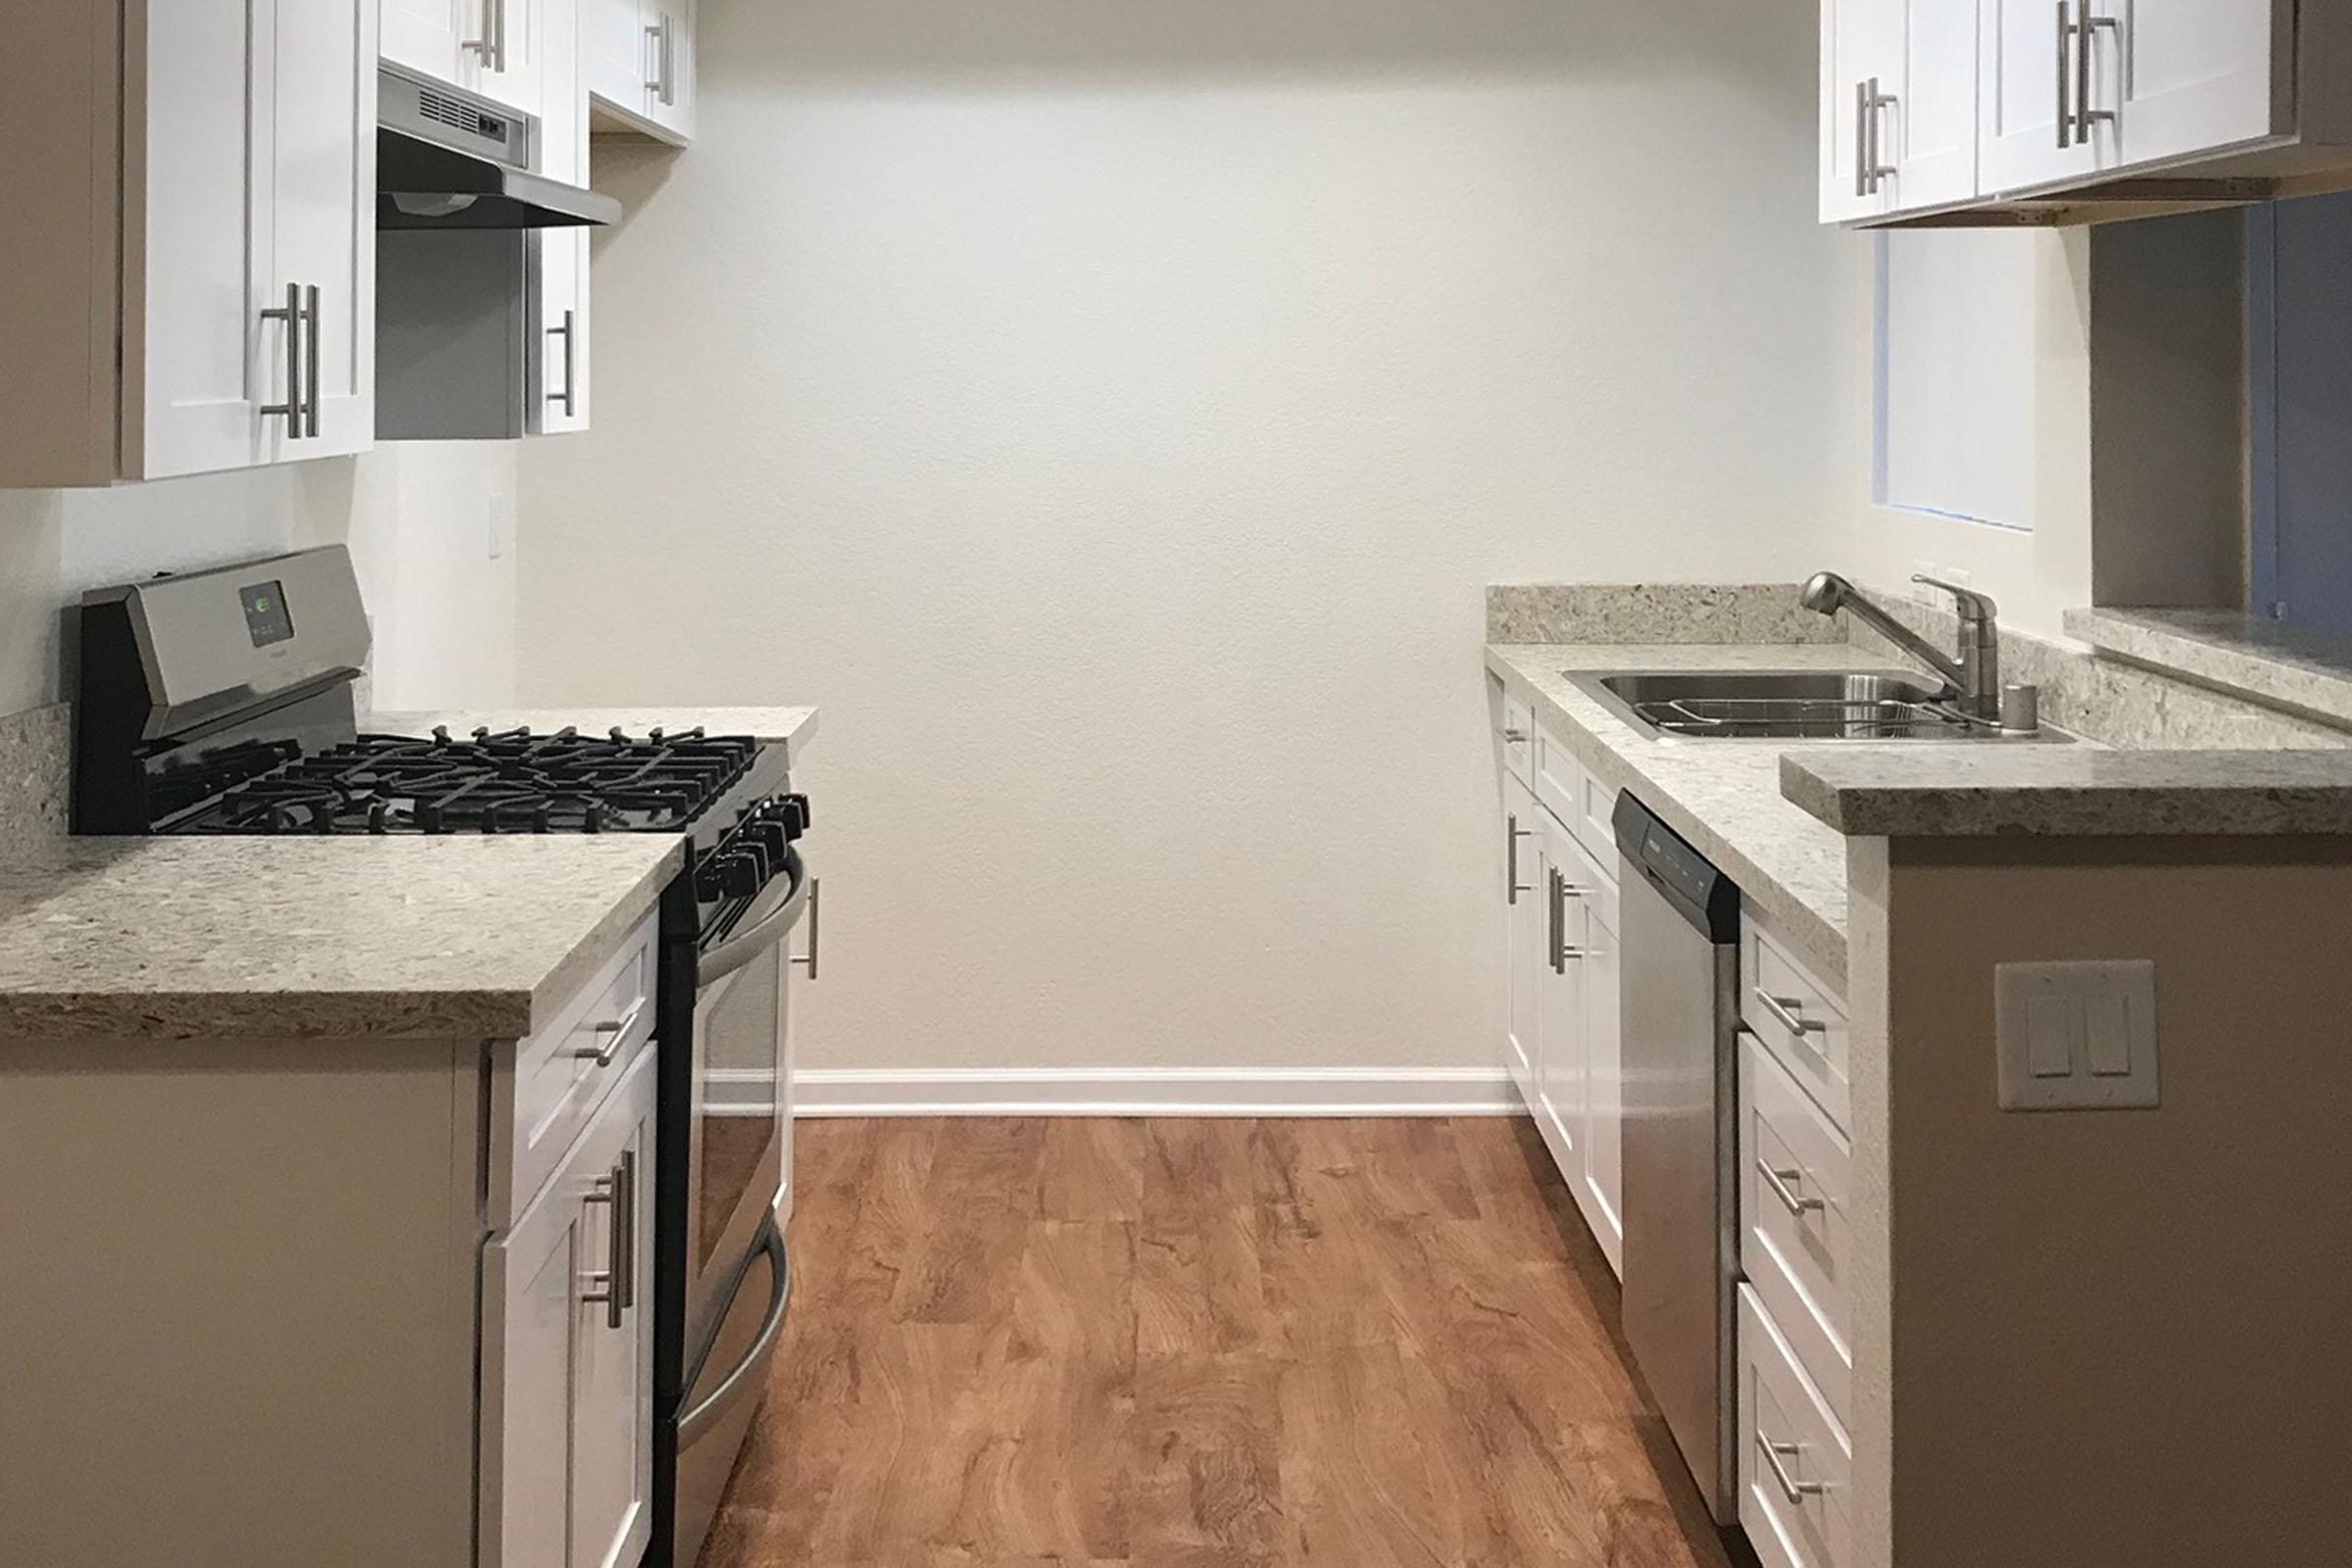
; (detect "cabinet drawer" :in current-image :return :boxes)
[1571,762,1619,867]
[495,910,659,1227]
[1532,720,1581,830]
[1740,1033,1853,1425]
[1740,915,1851,1132]
[1493,678,1533,787]
[1558,829,1619,939]
[1738,1286,1853,1568]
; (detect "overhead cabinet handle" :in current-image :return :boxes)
[260,282,303,440]
[547,309,577,416]
[302,285,320,439]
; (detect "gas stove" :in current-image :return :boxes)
[74,545,817,1568]
[160,725,763,836]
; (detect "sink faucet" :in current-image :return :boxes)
[1799,571,2001,722]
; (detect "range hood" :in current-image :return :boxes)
[377,66,618,230]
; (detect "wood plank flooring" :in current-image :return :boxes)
[702,1117,1738,1568]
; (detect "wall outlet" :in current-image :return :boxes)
[1993,960,2160,1110]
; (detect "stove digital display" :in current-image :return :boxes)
[239,579,293,648]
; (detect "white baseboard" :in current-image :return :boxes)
[789,1066,1519,1118]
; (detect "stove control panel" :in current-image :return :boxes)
[695,794,810,902]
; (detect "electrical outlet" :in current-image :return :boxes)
[1993,960,2160,1110]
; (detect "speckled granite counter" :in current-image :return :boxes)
[0,836,680,1041]
[367,707,818,759]
[1486,643,1869,989]
[1782,747,2352,837]
[2064,608,2352,733]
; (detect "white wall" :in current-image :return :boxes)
[518,0,1865,1076]
[1846,230,2093,640]
[0,446,518,719]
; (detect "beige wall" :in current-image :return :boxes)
[1848,837,2352,1567]
[0,445,520,719]
[518,0,1867,1079]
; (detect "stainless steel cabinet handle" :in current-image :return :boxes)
[1758,1159,1826,1217]
[1498,727,1528,744]
[1865,78,1898,192]
[467,0,496,65]
[789,876,821,979]
[1754,989,1829,1037]
[613,1149,636,1310]
[573,997,646,1065]
[547,309,576,416]
[580,1151,635,1329]
[302,284,320,438]
[2075,2,2117,143]
[1758,1436,1827,1504]
[1547,866,1562,971]
[2055,1,2073,148]
[648,15,674,104]
[260,282,302,439]
[1506,814,1532,905]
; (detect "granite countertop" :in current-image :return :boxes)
[2065,608,2352,732]
[366,707,818,758]
[0,836,681,1042]
[1486,642,1875,988]
[1782,747,2352,837]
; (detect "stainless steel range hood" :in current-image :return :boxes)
[377,65,618,230]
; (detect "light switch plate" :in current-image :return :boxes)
[1994,960,2160,1110]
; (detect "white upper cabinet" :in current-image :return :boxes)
[1977,0,2113,191]
[1822,0,1980,221]
[1896,0,1982,209]
[2115,0,2286,168]
[1819,0,1901,221]
[532,0,593,434]
[585,0,697,144]
[1833,0,2352,224]
[0,0,377,486]
[384,0,544,115]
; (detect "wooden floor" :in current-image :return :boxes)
[703,1117,1738,1568]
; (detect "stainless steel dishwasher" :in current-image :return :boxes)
[1611,791,1742,1525]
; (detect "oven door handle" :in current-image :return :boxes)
[698,848,810,987]
[677,1218,792,1447]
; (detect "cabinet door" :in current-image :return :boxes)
[655,0,695,138]
[2116,0,2286,169]
[570,1060,655,1568]
[585,0,653,115]
[269,0,376,460]
[468,0,546,115]
[1821,0,1900,221]
[1579,893,1624,1275]
[532,0,592,433]
[126,0,275,479]
[1978,0,2111,191]
[482,1051,656,1568]
[1502,777,1542,1104]
[1535,812,1587,1184]
[383,0,464,81]
[1891,0,1981,210]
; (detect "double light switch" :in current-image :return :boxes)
[1993,959,2160,1110]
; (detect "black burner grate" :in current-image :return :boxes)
[164,726,759,835]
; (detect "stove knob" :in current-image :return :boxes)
[775,793,810,840]
[744,817,790,859]
[700,852,764,901]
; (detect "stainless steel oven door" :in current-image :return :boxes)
[683,849,807,1363]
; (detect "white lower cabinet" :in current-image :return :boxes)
[1738,1286,1855,1568]
[484,1026,656,1568]
[1499,719,1625,1275]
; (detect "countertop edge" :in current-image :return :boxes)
[1486,643,1850,991]
[2065,607,2352,732]
[1780,750,2352,838]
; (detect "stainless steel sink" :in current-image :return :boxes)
[1571,669,2071,742]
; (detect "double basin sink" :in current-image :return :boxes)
[1573,670,2072,743]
